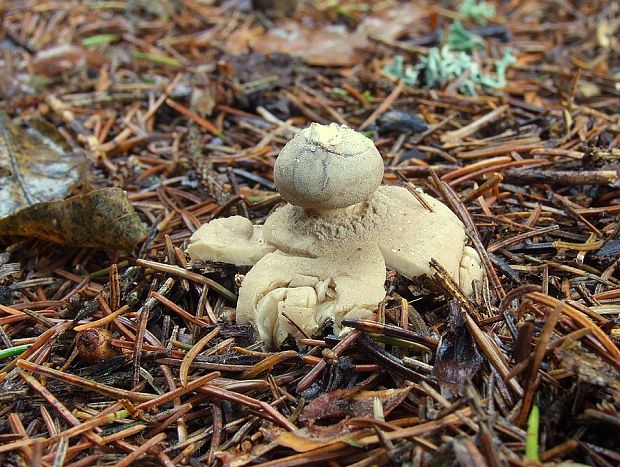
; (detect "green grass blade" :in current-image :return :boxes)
[525,404,540,461]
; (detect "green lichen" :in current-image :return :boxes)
[382,0,513,96]
[382,55,419,86]
[383,47,516,96]
[460,0,496,24]
[449,20,485,51]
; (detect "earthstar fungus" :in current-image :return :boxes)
[189,123,484,349]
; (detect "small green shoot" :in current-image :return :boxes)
[139,0,171,21]
[29,75,53,91]
[336,2,369,19]
[331,87,349,97]
[98,421,147,437]
[81,34,120,47]
[88,260,129,279]
[316,0,369,19]
[88,1,127,9]
[132,51,182,68]
[525,405,540,462]
[105,409,132,423]
[361,129,378,140]
[0,345,29,360]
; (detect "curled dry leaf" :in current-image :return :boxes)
[230,3,424,66]
[251,23,363,67]
[0,114,147,250]
[300,386,412,423]
[274,425,357,453]
[433,305,483,393]
[0,187,148,250]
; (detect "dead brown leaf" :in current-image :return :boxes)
[300,386,412,422]
[0,114,88,218]
[0,114,146,250]
[251,22,363,67]
[229,3,424,66]
[0,187,148,250]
